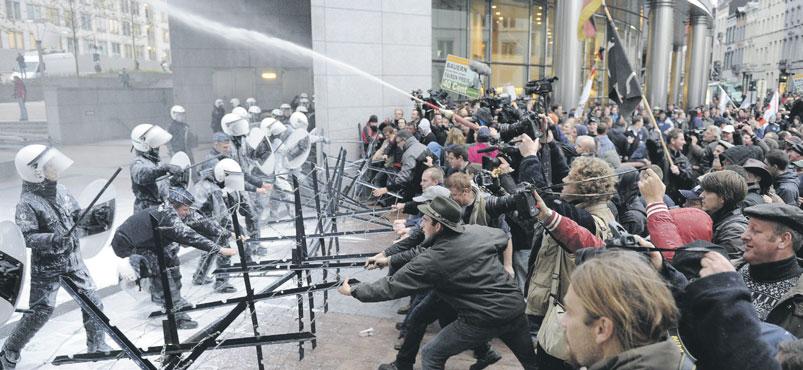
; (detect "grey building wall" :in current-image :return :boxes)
[44,85,172,145]
[311,0,432,159]
[168,0,313,142]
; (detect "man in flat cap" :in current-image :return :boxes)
[736,203,803,321]
[339,196,536,369]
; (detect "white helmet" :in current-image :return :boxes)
[214,99,224,108]
[271,109,282,118]
[260,117,287,137]
[221,113,250,137]
[295,105,308,113]
[248,105,262,114]
[246,97,256,106]
[170,105,186,121]
[15,144,74,183]
[230,98,240,107]
[214,158,245,193]
[289,111,308,130]
[232,106,249,119]
[131,123,172,152]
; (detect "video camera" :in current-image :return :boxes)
[411,89,450,119]
[524,76,559,96]
[497,112,544,142]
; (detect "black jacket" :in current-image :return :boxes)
[774,170,800,206]
[352,225,523,325]
[113,205,223,256]
[211,106,225,133]
[614,167,647,236]
[679,272,781,370]
[711,207,748,256]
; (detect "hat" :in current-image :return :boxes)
[280,103,291,109]
[212,132,231,143]
[167,187,195,206]
[477,126,491,142]
[717,139,734,149]
[679,185,703,201]
[743,204,803,250]
[417,196,465,233]
[396,130,413,141]
[791,143,803,155]
[474,107,493,126]
[413,185,451,203]
[793,159,803,169]
[742,158,773,191]
[722,125,735,133]
[445,144,469,161]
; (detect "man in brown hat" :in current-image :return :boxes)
[339,196,536,369]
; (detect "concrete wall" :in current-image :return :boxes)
[168,0,314,143]
[44,86,172,145]
[311,0,432,159]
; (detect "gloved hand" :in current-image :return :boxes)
[50,230,74,251]
[160,164,184,175]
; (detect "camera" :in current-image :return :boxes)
[524,76,559,96]
[498,112,544,142]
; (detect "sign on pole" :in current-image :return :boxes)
[440,54,481,99]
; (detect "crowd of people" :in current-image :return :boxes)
[341,91,803,370]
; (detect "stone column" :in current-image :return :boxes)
[553,0,582,110]
[687,14,710,108]
[669,45,684,106]
[646,0,674,109]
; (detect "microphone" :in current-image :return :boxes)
[469,60,491,76]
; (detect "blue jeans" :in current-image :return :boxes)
[513,249,531,293]
[420,314,537,370]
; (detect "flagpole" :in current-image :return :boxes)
[601,0,674,167]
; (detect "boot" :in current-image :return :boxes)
[192,275,214,285]
[214,281,237,293]
[0,351,18,369]
[378,361,412,370]
[469,349,502,370]
[88,341,113,353]
[176,317,199,330]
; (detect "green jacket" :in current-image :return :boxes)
[767,275,803,338]
[588,339,695,370]
[351,225,524,324]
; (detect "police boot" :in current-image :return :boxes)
[88,341,113,353]
[213,280,237,293]
[192,253,217,285]
[0,350,19,369]
[175,313,198,330]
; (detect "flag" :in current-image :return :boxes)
[740,92,751,110]
[576,49,603,118]
[578,0,603,40]
[718,86,731,113]
[606,20,643,120]
[762,90,779,123]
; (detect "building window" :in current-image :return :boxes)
[109,19,120,34]
[25,2,41,20]
[120,0,129,14]
[124,43,132,58]
[6,0,21,20]
[45,6,59,25]
[7,31,23,49]
[96,16,106,32]
[131,0,139,16]
[66,37,76,54]
[80,13,92,31]
[111,42,121,56]
[122,20,131,36]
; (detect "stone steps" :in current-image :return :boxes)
[0,121,49,150]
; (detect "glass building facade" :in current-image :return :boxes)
[432,0,645,103]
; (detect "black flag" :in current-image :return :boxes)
[606,20,642,120]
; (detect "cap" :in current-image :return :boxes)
[743,204,803,250]
[412,185,451,203]
[670,240,730,279]
[792,159,803,169]
[167,187,195,206]
[280,103,291,109]
[722,125,735,133]
[679,185,703,201]
[212,132,231,143]
[477,126,491,141]
[791,142,803,155]
[417,196,465,233]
